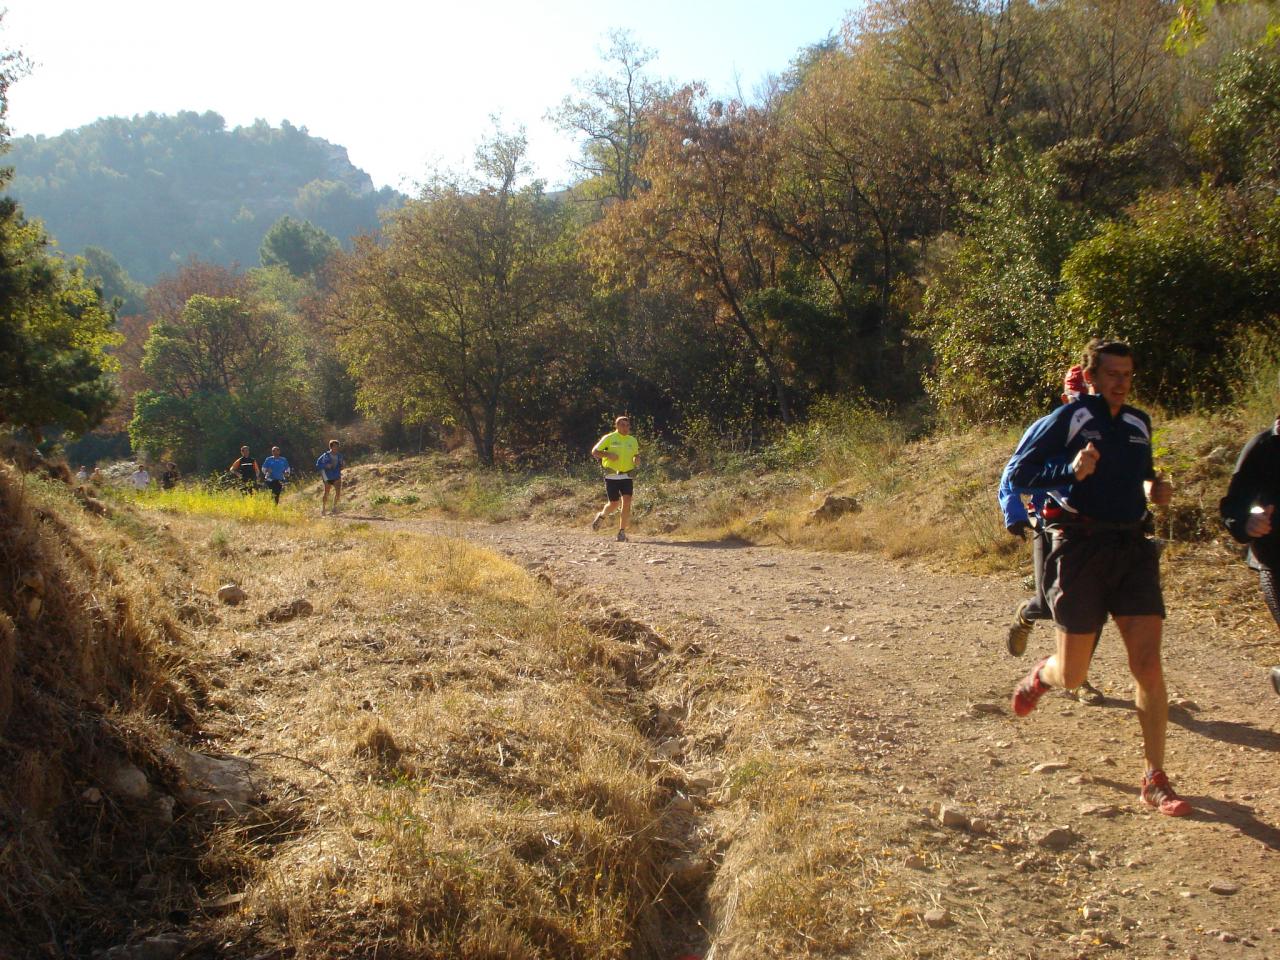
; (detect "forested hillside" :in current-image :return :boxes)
[6,111,405,282]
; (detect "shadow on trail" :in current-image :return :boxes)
[634,537,753,550]
[1090,697,1280,753]
[1091,776,1280,850]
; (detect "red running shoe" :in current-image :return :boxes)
[1011,658,1051,717]
[1141,769,1192,817]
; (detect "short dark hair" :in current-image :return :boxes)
[1082,338,1136,376]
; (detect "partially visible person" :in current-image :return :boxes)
[160,461,181,490]
[1219,409,1280,696]
[89,466,104,485]
[999,364,1105,705]
[1005,338,1189,816]
[590,416,639,542]
[129,463,151,491]
[75,464,89,482]
[229,446,260,494]
[316,440,345,515]
[261,446,291,506]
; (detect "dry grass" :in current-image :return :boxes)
[0,461,205,956]
[106,505,901,959]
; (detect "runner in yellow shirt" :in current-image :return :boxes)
[590,415,639,542]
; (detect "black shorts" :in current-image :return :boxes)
[605,477,633,502]
[1045,530,1164,633]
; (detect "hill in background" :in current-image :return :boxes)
[6,110,406,282]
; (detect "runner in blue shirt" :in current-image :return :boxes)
[1004,339,1190,817]
[261,446,291,505]
[316,439,345,516]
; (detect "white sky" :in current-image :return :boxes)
[3,0,857,192]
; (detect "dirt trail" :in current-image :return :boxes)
[349,514,1279,958]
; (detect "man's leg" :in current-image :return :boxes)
[1013,628,1097,716]
[321,481,331,514]
[619,493,632,532]
[1114,614,1167,772]
[1009,527,1050,656]
[331,479,342,511]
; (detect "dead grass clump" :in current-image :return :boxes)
[0,460,207,956]
[352,715,405,771]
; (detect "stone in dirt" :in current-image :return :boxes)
[1079,803,1121,818]
[1032,761,1069,774]
[968,702,1004,716]
[939,806,970,829]
[1035,826,1077,850]
[263,597,314,623]
[97,936,185,960]
[923,907,952,929]
[1208,880,1240,896]
[217,583,247,605]
[106,762,152,801]
[160,745,257,816]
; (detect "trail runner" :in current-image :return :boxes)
[261,446,291,506]
[590,416,639,542]
[316,440,345,516]
[1219,408,1280,696]
[1004,339,1190,816]
[229,446,260,494]
[999,365,1105,705]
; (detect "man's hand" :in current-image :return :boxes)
[1247,504,1274,539]
[1147,476,1173,507]
[1072,441,1100,481]
[1007,519,1032,540]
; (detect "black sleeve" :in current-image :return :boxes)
[1220,429,1272,543]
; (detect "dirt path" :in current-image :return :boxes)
[347,514,1279,958]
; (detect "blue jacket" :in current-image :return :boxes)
[999,414,1054,530]
[1006,394,1155,525]
[316,450,344,481]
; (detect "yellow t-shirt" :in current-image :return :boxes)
[593,431,638,475]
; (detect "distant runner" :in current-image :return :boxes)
[261,446,291,506]
[129,463,151,491]
[1005,339,1190,816]
[1219,408,1280,695]
[160,461,181,490]
[316,440,345,516]
[999,365,1105,705]
[590,416,639,542]
[229,446,260,494]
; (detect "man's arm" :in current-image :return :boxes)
[1220,430,1271,543]
[1007,409,1079,491]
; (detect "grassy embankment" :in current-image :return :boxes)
[6,464,943,958]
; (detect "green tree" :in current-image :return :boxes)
[259,215,339,277]
[0,25,118,442]
[922,145,1095,422]
[1058,185,1280,411]
[0,206,120,439]
[331,130,582,465]
[128,294,315,470]
[80,245,146,315]
[551,29,669,203]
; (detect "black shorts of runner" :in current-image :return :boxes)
[1045,528,1164,633]
[266,479,283,499]
[605,477,634,502]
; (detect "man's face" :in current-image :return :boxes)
[1087,354,1134,411]
[616,420,631,435]
[241,446,249,455]
[272,447,281,456]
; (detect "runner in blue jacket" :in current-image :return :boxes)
[999,365,1105,704]
[1004,339,1190,817]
